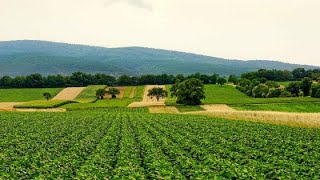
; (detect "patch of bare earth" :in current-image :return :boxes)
[52,87,85,100]
[104,87,125,99]
[185,105,320,128]
[201,104,236,112]
[149,106,179,114]
[128,85,166,107]
[0,102,23,111]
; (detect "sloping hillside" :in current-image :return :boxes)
[0,40,316,76]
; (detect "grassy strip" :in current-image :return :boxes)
[232,102,320,113]
[135,86,145,98]
[14,100,75,109]
[0,88,62,102]
[123,86,133,98]
[75,85,107,103]
[62,98,140,110]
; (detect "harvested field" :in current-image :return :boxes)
[0,102,23,111]
[128,85,166,107]
[52,87,85,100]
[186,110,320,128]
[149,106,179,114]
[201,104,236,112]
[104,87,125,99]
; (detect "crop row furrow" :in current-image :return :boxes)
[128,114,185,179]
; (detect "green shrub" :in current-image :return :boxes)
[252,84,269,98]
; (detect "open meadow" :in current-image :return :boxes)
[0,88,62,102]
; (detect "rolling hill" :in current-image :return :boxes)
[0,40,317,76]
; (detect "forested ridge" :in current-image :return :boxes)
[0,40,317,76]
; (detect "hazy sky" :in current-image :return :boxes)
[1,0,320,66]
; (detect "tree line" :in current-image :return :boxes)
[241,68,320,82]
[0,72,222,88]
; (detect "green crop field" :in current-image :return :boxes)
[0,109,319,179]
[0,88,62,102]
[15,100,74,108]
[75,85,107,103]
[232,102,320,113]
[166,84,320,105]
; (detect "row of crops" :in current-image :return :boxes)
[0,109,319,179]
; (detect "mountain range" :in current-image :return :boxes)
[0,40,317,76]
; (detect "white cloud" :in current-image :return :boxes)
[104,0,153,12]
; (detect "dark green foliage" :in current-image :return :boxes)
[311,84,320,98]
[217,77,227,86]
[265,81,280,88]
[106,88,120,98]
[286,82,301,97]
[147,87,168,101]
[228,75,238,85]
[266,88,282,98]
[171,78,205,105]
[252,84,269,98]
[96,88,106,99]
[300,77,313,96]
[42,92,52,100]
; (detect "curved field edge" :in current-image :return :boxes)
[0,110,319,179]
[14,100,76,109]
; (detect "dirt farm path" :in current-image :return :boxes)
[52,87,85,100]
[128,85,166,107]
[0,102,23,111]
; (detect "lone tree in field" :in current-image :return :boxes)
[43,92,52,100]
[171,78,205,105]
[147,87,168,101]
[217,77,227,86]
[96,88,106,99]
[106,87,120,98]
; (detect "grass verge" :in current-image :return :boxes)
[15,100,75,108]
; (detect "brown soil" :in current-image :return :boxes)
[201,104,236,112]
[52,87,85,100]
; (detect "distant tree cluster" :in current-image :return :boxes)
[241,68,320,82]
[0,72,222,88]
[237,76,318,98]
